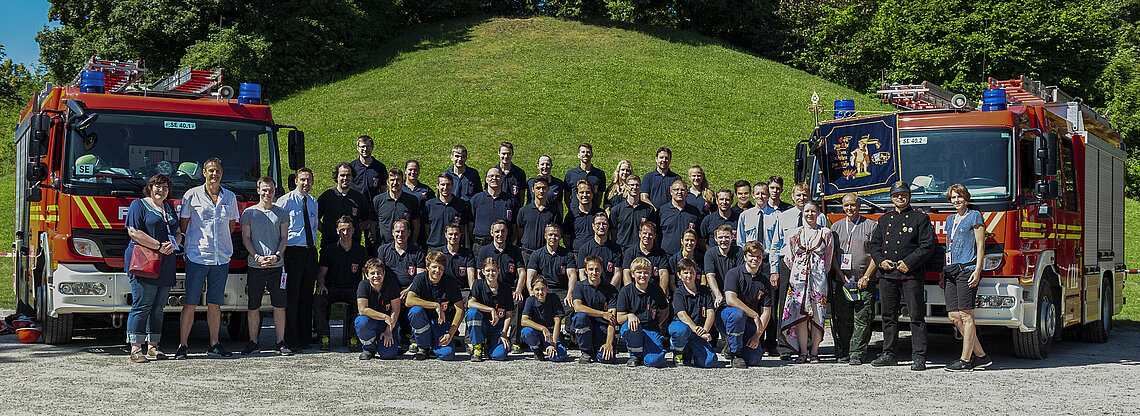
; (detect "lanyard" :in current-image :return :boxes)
[948,211,966,245]
[845,216,859,252]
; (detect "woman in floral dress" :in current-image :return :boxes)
[781,201,833,363]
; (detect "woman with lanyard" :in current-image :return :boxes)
[942,184,992,371]
[124,174,181,363]
[780,200,832,363]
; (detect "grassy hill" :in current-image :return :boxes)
[1,16,1137,324]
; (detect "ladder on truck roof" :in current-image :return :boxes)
[151,66,223,94]
[988,75,1051,105]
[877,81,973,111]
[69,56,147,93]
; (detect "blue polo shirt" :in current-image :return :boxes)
[408,272,464,321]
[497,164,528,211]
[669,251,704,277]
[609,199,658,250]
[686,193,713,215]
[526,246,577,290]
[402,182,435,211]
[673,284,714,327]
[723,264,773,311]
[658,202,704,254]
[641,169,681,209]
[376,242,425,288]
[476,243,525,292]
[616,283,669,332]
[622,245,671,287]
[703,244,742,289]
[444,166,483,201]
[441,246,476,288]
[575,238,623,284]
[699,210,739,241]
[563,166,606,208]
[572,279,619,314]
[516,203,560,251]
[523,295,565,328]
[349,158,387,203]
[423,197,470,248]
[563,204,602,252]
[470,277,513,319]
[470,191,516,239]
[372,191,421,246]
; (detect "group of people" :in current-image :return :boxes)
[122,136,993,371]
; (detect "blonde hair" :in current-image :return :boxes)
[630,257,651,272]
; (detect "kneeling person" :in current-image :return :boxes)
[571,255,619,364]
[520,280,569,361]
[464,258,512,362]
[669,258,718,368]
[720,241,772,368]
[617,257,671,368]
[406,251,465,360]
[355,258,402,360]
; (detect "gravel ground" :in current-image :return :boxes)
[1,311,1138,415]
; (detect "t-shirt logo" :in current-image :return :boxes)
[371,177,379,188]
[459,268,466,277]
[640,217,646,223]
[607,262,614,272]
[560,266,566,275]
[512,185,518,194]
[352,207,358,217]
[407,266,415,276]
[652,267,659,275]
[350,264,359,273]
[496,308,505,318]
[403,212,409,220]
[507,263,516,273]
[506,210,513,220]
[732,230,738,240]
[440,301,450,311]
[451,216,460,225]
[688,222,695,229]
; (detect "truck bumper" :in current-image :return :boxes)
[879,278,1029,330]
[48,263,268,316]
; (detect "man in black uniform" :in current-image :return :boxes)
[371,167,421,248]
[317,162,373,247]
[868,181,935,371]
[496,141,528,212]
[313,216,368,351]
[349,135,387,204]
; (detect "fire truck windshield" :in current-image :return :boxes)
[63,111,276,199]
[865,127,1013,203]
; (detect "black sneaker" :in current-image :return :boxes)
[779,353,793,361]
[849,355,863,366]
[534,349,546,361]
[276,341,294,356]
[174,344,189,360]
[206,343,233,357]
[359,350,376,360]
[871,353,897,367]
[626,356,640,367]
[971,354,993,370]
[407,343,420,355]
[945,358,973,372]
[241,341,260,355]
[414,351,429,361]
[910,357,927,371]
[837,355,850,364]
[732,357,747,368]
[578,354,594,364]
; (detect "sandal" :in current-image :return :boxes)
[795,355,808,364]
[809,355,821,364]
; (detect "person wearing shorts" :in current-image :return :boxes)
[178,157,239,359]
[942,184,992,371]
[239,176,292,356]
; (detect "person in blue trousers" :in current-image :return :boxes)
[617,257,671,368]
[520,280,569,361]
[571,255,619,364]
[355,258,402,360]
[720,241,772,368]
[464,257,512,361]
[405,251,465,360]
[669,258,718,368]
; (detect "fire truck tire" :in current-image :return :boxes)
[1012,286,1057,359]
[35,286,74,345]
[1079,278,1112,343]
[226,313,245,341]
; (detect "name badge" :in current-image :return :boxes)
[945,250,953,266]
[280,270,288,290]
[840,254,853,270]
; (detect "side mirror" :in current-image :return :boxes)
[287,129,305,170]
[1035,179,1058,200]
[26,161,48,183]
[1034,132,1058,176]
[65,99,99,130]
[28,114,50,158]
[793,140,809,184]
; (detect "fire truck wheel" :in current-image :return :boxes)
[1079,278,1112,343]
[35,286,74,344]
[1012,286,1057,359]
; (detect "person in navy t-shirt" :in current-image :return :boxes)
[617,258,671,368]
[520,280,569,361]
[405,251,465,361]
[571,255,619,363]
[463,257,512,362]
[668,258,718,368]
[355,258,402,360]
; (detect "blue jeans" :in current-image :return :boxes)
[408,306,457,360]
[126,277,171,344]
[354,315,400,359]
[721,307,763,366]
[184,261,228,306]
[463,308,509,361]
[667,319,718,368]
[521,327,568,361]
[620,322,667,368]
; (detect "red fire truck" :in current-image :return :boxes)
[12,57,305,343]
[795,76,1127,358]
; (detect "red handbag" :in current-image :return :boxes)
[128,243,162,278]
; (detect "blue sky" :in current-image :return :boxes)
[0,0,55,67]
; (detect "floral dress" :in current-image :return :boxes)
[780,225,834,354]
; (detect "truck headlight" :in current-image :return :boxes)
[981,253,1003,271]
[58,282,107,296]
[975,295,1015,308]
[72,238,103,257]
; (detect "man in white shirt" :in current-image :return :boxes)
[177,157,239,359]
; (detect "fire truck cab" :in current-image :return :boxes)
[796,76,1127,359]
[12,58,306,344]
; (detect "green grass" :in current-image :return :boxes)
[1120,197,1140,329]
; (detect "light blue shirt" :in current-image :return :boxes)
[275,189,319,247]
[736,206,765,248]
[946,210,984,270]
[179,185,239,265]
